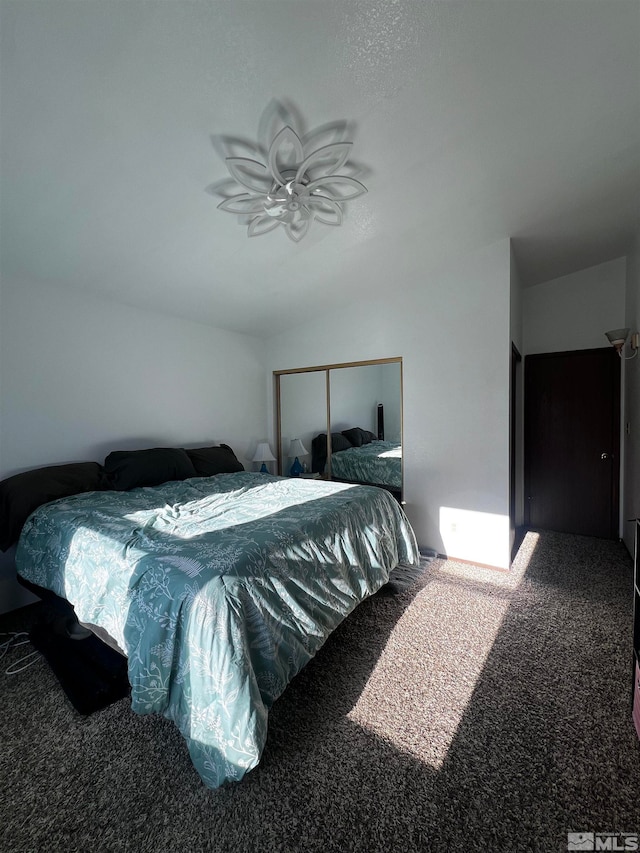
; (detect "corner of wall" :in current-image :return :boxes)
[623,233,640,552]
[509,241,524,353]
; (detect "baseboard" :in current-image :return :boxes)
[441,555,510,573]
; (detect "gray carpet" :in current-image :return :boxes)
[1,530,638,852]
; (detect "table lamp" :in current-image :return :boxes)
[288,438,309,477]
[252,442,276,473]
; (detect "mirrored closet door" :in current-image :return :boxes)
[275,357,403,499]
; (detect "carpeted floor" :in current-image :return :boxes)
[1,530,638,852]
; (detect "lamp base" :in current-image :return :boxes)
[259,462,268,473]
[289,457,303,477]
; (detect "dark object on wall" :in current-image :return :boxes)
[103,447,197,491]
[0,462,104,552]
[186,444,244,477]
[377,403,385,440]
[28,603,129,715]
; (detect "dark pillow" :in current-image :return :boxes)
[311,432,357,473]
[104,448,197,491]
[0,462,104,551]
[362,430,376,444]
[341,427,365,447]
[330,433,353,453]
[185,444,244,477]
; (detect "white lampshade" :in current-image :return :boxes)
[605,328,629,347]
[252,442,276,463]
[289,438,309,458]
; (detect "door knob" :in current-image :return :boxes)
[601,452,610,460]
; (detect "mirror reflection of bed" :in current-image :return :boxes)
[276,358,403,501]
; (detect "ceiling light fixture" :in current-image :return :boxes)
[605,328,639,359]
[216,125,367,243]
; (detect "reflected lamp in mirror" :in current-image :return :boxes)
[288,438,309,477]
[605,328,639,360]
[252,441,276,473]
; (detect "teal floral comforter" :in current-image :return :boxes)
[330,440,402,489]
[15,472,419,788]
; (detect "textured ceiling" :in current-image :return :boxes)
[1,0,639,337]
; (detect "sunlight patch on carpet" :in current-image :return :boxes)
[346,531,540,769]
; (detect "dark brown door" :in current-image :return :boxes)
[524,348,620,538]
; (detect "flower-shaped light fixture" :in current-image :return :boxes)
[216,126,367,242]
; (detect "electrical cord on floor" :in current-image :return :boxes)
[0,631,41,675]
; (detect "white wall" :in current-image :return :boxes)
[266,239,513,569]
[330,365,380,434]
[623,234,640,554]
[329,363,401,440]
[510,248,523,355]
[510,246,524,533]
[0,278,266,612]
[378,362,402,443]
[523,257,627,355]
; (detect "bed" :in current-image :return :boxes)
[8,449,419,790]
[311,427,402,493]
[330,440,402,490]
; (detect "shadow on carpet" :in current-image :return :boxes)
[28,607,129,715]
